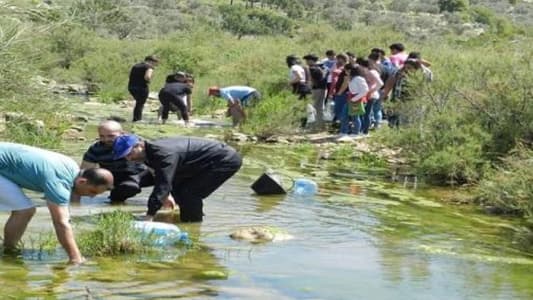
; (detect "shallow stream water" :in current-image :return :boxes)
[1,107,533,299]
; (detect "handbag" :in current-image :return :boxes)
[348,101,365,116]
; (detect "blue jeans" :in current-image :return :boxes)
[333,93,347,122]
[340,104,361,135]
[361,98,376,134]
[372,98,382,127]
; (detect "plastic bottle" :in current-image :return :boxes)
[133,221,189,246]
[292,178,318,196]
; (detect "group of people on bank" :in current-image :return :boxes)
[0,121,242,264]
[287,43,433,137]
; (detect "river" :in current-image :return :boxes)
[1,114,532,299]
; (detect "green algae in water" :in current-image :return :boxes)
[417,244,533,265]
[327,195,401,206]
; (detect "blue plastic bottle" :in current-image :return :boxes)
[292,178,318,196]
[133,221,189,246]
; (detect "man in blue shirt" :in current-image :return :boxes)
[0,142,113,264]
[208,86,261,127]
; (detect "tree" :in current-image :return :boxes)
[219,5,292,38]
[438,0,469,13]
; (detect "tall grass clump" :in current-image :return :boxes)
[76,210,152,256]
[241,93,302,138]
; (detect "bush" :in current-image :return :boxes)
[438,0,469,13]
[241,92,302,138]
[218,5,293,38]
[475,145,533,217]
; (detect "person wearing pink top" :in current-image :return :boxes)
[389,43,408,68]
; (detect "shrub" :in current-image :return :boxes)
[218,5,293,38]
[76,210,152,256]
[438,0,469,13]
[241,92,302,138]
[475,145,533,217]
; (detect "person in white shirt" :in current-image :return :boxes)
[286,55,310,100]
[356,58,384,134]
[339,66,369,136]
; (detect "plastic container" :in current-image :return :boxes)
[323,101,335,121]
[306,104,317,124]
[133,221,189,246]
[292,178,318,196]
[251,172,286,195]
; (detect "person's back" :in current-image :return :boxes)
[161,81,191,97]
[146,136,236,175]
[308,65,327,90]
[219,86,257,104]
[84,141,146,176]
[0,142,78,204]
[128,62,150,88]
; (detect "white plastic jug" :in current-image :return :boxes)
[133,221,189,246]
[323,101,335,121]
[306,104,317,124]
[292,178,318,196]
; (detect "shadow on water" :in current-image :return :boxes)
[2,141,533,299]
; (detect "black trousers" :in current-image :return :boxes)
[171,151,242,222]
[159,91,188,121]
[129,86,149,122]
[110,169,155,202]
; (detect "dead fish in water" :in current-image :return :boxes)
[229,226,293,243]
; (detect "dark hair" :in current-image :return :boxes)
[368,52,380,61]
[371,48,386,56]
[403,59,421,70]
[355,57,370,68]
[336,53,348,63]
[144,55,159,62]
[286,55,298,67]
[346,51,355,58]
[81,168,112,186]
[389,43,405,52]
[343,63,355,71]
[325,50,336,56]
[165,74,178,83]
[407,51,421,59]
[348,66,365,78]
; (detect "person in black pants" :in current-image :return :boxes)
[81,120,173,203]
[112,134,242,222]
[158,72,192,125]
[128,55,159,122]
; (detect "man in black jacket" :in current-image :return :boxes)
[112,134,242,222]
[81,120,154,203]
[128,55,159,122]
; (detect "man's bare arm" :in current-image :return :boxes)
[47,201,84,264]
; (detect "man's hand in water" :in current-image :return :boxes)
[162,194,176,210]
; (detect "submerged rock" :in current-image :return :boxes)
[229,226,293,243]
[194,270,228,280]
